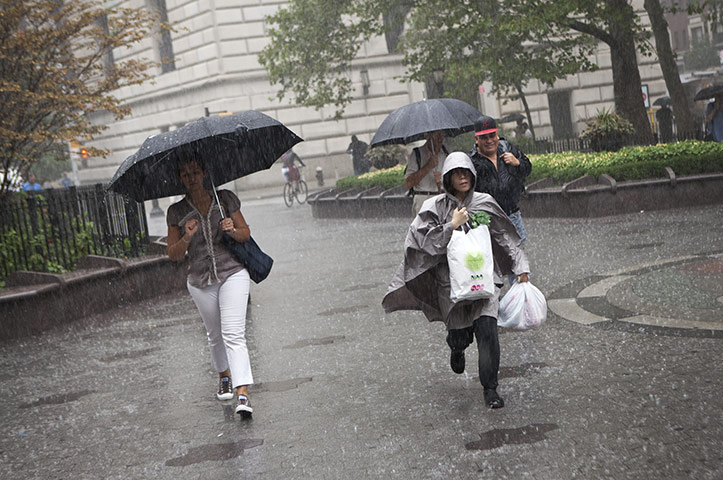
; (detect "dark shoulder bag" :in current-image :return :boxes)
[222,233,273,284]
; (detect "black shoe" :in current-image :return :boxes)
[484,389,505,409]
[450,350,465,374]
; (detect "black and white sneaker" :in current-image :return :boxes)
[216,377,234,401]
[235,394,253,418]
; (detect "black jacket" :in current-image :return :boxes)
[468,138,531,215]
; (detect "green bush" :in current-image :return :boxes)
[335,139,723,190]
[336,164,405,191]
[526,140,723,184]
[580,108,635,152]
[366,144,406,170]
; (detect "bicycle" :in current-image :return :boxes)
[283,166,308,207]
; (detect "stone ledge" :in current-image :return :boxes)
[308,172,723,219]
[0,248,187,340]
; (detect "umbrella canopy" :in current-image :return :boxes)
[498,112,525,123]
[653,96,672,107]
[694,84,723,101]
[370,98,482,147]
[107,110,303,201]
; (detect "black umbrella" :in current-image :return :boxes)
[498,112,525,123]
[653,96,671,107]
[694,84,723,101]
[107,110,303,202]
[370,98,482,147]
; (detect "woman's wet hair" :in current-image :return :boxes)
[176,156,205,177]
[443,167,472,194]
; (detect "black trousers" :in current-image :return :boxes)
[446,316,499,390]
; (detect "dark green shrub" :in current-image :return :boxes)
[366,144,406,170]
[336,164,405,191]
[580,108,635,152]
[526,140,723,184]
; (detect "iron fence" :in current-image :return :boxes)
[0,184,148,279]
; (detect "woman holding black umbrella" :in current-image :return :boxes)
[166,158,255,419]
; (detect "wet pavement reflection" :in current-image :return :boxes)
[1,198,721,479]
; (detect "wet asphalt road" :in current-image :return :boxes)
[1,196,721,479]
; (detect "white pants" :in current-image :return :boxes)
[187,269,253,388]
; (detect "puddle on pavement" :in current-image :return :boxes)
[253,377,312,393]
[498,362,548,379]
[340,283,383,292]
[627,242,664,250]
[368,263,399,272]
[317,305,369,316]
[617,227,651,235]
[165,439,264,466]
[283,335,345,349]
[19,389,96,409]
[100,348,156,362]
[465,423,558,451]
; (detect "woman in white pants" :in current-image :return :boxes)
[166,158,254,418]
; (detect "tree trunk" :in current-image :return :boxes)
[644,0,696,139]
[568,0,654,143]
[515,81,535,140]
[609,5,654,143]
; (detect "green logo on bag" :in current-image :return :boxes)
[465,251,485,271]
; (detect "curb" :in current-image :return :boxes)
[0,241,187,340]
[307,172,723,219]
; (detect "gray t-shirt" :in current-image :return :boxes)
[405,145,445,193]
[166,189,245,288]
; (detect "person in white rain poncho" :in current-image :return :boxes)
[382,152,530,408]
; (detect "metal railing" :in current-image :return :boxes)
[0,184,148,279]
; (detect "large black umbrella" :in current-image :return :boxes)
[107,110,303,201]
[370,98,482,147]
[498,112,525,123]
[694,84,723,101]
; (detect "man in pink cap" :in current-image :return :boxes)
[468,115,532,283]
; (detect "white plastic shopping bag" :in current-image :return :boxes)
[447,226,495,302]
[497,281,547,330]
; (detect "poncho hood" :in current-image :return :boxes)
[442,152,476,199]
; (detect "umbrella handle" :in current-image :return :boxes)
[208,172,226,218]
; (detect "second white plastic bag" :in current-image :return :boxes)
[447,226,495,302]
[497,281,547,330]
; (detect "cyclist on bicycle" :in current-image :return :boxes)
[281,149,305,184]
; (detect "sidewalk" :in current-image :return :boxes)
[1,201,721,479]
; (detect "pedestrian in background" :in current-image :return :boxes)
[656,105,674,143]
[346,135,370,175]
[468,115,531,284]
[405,130,448,217]
[705,93,723,141]
[383,152,530,408]
[22,173,42,192]
[166,158,255,418]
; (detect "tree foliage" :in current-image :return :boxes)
[260,0,597,122]
[259,1,384,118]
[400,0,598,137]
[0,0,159,198]
[262,0,683,141]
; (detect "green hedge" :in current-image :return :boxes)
[336,164,405,191]
[527,140,723,183]
[336,140,723,190]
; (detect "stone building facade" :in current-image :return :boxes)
[85,0,721,198]
[84,0,425,195]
